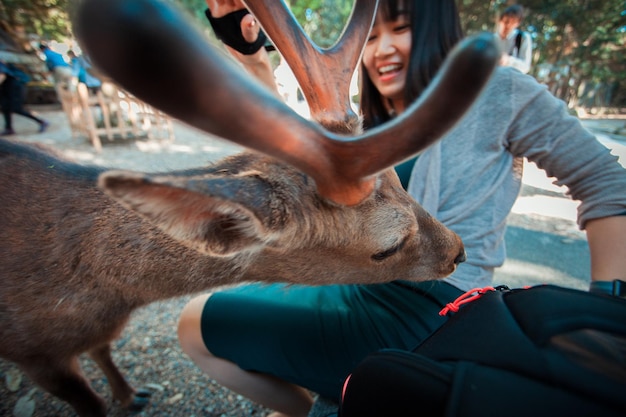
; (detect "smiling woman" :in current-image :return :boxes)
[359,0,465,131]
[177,0,626,416]
[361,3,412,114]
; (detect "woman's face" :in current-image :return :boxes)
[362,9,412,113]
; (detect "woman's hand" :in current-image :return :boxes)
[205,0,245,17]
[205,0,260,46]
[204,0,277,92]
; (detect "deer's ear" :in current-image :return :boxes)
[98,171,274,256]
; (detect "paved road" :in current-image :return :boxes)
[4,106,626,291]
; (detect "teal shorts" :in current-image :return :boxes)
[201,280,462,400]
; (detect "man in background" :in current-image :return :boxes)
[497,5,533,74]
[39,43,74,90]
[67,50,102,94]
[0,61,49,135]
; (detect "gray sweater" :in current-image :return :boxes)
[408,66,626,291]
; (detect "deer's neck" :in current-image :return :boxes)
[82,207,259,307]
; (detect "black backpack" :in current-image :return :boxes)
[339,285,626,417]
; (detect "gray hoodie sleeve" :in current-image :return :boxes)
[504,70,626,229]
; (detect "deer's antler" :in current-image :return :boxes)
[244,0,378,133]
[74,0,500,205]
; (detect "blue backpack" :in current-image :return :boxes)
[7,64,31,84]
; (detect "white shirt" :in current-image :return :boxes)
[499,29,533,74]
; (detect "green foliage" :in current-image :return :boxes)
[0,0,72,42]
[458,0,500,34]
[459,0,626,106]
[525,0,625,106]
[288,0,354,47]
[523,1,624,69]
[165,0,356,48]
[167,0,211,24]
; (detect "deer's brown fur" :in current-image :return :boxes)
[0,139,464,416]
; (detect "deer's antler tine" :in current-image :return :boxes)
[74,0,499,207]
[320,33,502,187]
[269,31,499,206]
[328,0,379,75]
[74,0,335,174]
[245,0,378,132]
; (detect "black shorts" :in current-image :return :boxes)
[200,280,462,400]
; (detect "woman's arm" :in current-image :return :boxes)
[586,215,626,283]
[205,0,278,94]
[505,71,626,288]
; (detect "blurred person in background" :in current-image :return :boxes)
[497,5,533,74]
[0,61,48,135]
[68,50,102,94]
[39,43,74,90]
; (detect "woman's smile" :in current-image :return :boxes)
[377,62,404,82]
[362,12,412,113]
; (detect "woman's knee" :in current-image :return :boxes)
[177,293,213,358]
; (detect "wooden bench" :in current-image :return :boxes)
[57,81,174,152]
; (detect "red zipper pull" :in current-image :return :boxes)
[439,286,497,316]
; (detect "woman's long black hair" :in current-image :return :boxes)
[360,0,464,129]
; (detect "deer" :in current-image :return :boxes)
[0,0,499,416]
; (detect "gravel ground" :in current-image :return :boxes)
[1,296,272,417]
[1,107,624,416]
[1,108,273,417]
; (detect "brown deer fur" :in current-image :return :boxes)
[0,139,464,416]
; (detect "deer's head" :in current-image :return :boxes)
[73,0,499,284]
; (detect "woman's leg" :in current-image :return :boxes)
[178,281,462,416]
[178,294,313,417]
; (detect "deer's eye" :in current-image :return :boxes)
[371,238,407,262]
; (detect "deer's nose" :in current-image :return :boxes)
[454,250,467,265]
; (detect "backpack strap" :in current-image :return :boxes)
[509,30,523,57]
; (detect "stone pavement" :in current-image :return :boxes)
[3,104,244,173]
[5,103,625,172]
